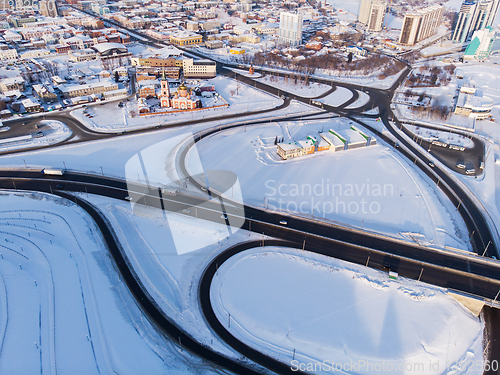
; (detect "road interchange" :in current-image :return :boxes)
[0,48,498,373]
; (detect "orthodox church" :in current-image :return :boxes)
[158,70,201,110]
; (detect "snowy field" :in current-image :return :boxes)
[188,117,472,251]
[256,75,332,98]
[73,76,284,133]
[0,191,216,374]
[211,246,484,374]
[0,120,72,153]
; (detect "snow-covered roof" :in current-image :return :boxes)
[92,42,128,54]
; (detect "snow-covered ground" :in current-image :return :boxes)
[318,86,353,107]
[211,246,484,374]
[0,101,320,177]
[73,76,284,133]
[188,117,472,251]
[126,42,157,57]
[406,124,474,148]
[0,120,72,153]
[345,90,370,109]
[228,67,262,78]
[394,61,500,254]
[256,75,332,98]
[0,191,215,374]
[395,61,500,132]
[82,193,267,366]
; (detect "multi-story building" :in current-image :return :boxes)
[464,26,496,59]
[182,58,216,78]
[91,4,110,15]
[368,1,386,31]
[68,49,98,62]
[3,31,22,43]
[20,49,51,59]
[0,49,18,62]
[77,0,93,11]
[359,0,386,32]
[454,85,493,118]
[131,57,177,68]
[9,16,37,28]
[279,11,303,46]
[0,77,25,93]
[138,80,160,98]
[399,5,444,46]
[19,27,54,40]
[58,81,120,99]
[135,67,181,80]
[60,35,94,50]
[452,0,500,42]
[32,84,57,102]
[169,31,203,46]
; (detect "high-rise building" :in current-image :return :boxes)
[452,1,478,42]
[398,5,444,46]
[452,0,500,42]
[279,11,303,46]
[464,26,496,59]
[359,0,386,32]
[359,0,372,25]
[39,0,59,17]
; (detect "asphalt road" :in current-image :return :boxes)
[399,121,485,175]
[2,170,500,299]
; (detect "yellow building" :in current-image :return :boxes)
[169,31,203,46]
[230,48,245,54]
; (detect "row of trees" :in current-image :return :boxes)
[249,50,406,79]
[410,104,451,121]
[406,64,455,87]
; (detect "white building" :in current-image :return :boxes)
[464,27,496,59]
[182,58,216,78]
[3,30,21,42]
[454,86,493,119]
[279,11,303,46]
[0,48,18,62]
[0,76,25,93]
[369,1,386,32]
[58,81,119,99]
[359,0,387,32]
[452,0,500,43]
[68,48,98,62]
[20,49,51,59]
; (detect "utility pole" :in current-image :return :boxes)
[491,288,500,307]
[482,241,491,257]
